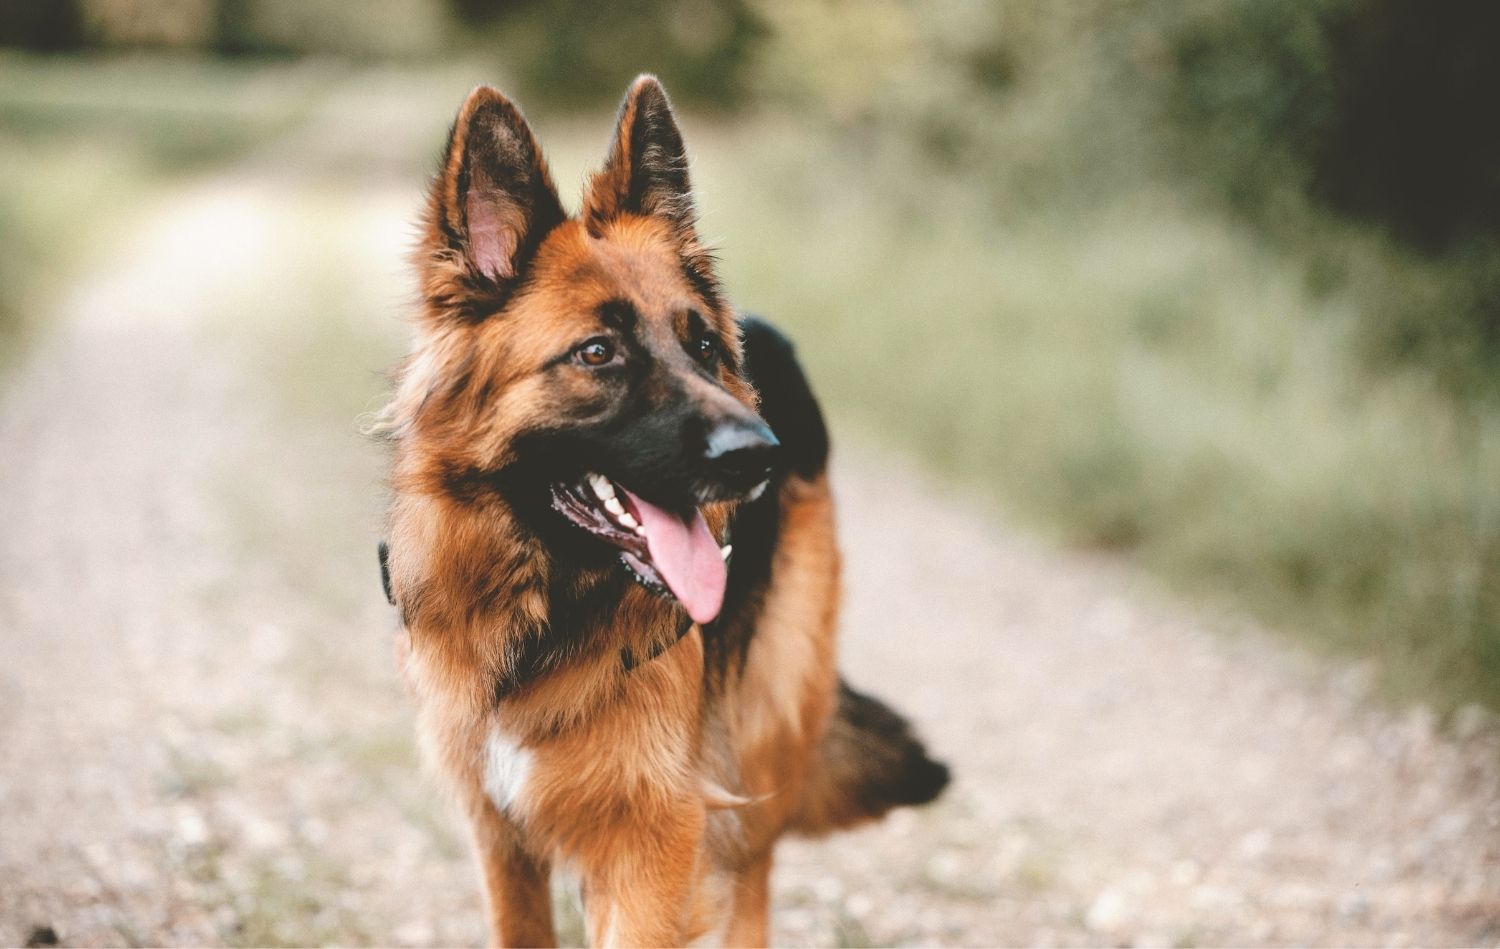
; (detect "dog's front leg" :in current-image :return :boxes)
[578,800,707,948]
[467,794,556,948]
[722,850,774,948]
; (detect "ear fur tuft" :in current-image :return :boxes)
[422,85,565,316]
[583,74,696,237]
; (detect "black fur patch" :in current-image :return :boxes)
[494,617,565,699]
[702,315,832,675]
[431,271,539,325]
[378,541,395,606]
[494,568,621,700]
[494,563,692,699]
[739,315,829,479]
[704,481,779,675]
[624,83,691,226]
[680,254,727,319]
[619,611,694,674]
[836,680,951,810]
[599,297,640,329]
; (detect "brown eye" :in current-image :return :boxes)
[576,338,615,367]
[696,334,719,363]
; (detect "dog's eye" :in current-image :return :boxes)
[576,338,616,367]
[696,334,720,364]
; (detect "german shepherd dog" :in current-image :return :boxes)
[379,75,948,947]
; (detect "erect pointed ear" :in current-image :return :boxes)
[424,86,565,303]
[582,75,696,236]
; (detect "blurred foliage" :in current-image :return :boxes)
[0,0,85,51]
[213,0,448,59]
[0,0,449,58]
[746,0,1500,388]
[448,0,767,109]
[1171,0,1500,254]
[1164,0,1500,382]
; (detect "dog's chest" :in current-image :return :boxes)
[483,726,535,813]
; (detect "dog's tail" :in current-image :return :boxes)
[791,679,950,836]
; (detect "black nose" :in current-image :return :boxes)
[703,417,780,488]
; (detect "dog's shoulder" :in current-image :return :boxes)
[737,315,829,480]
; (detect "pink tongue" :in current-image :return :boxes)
[620,488,726,625]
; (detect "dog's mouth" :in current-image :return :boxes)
[550,473,732,625]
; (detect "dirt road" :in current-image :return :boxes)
[2,135,1498,946]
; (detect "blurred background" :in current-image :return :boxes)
[2,1,1499,946]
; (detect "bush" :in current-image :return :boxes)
[1166,0,1500,369]
[449,0,768,110]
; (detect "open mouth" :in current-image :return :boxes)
[550,473,732,625]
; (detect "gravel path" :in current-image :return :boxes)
[1,141,1498,947]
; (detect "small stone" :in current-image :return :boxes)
[175,805,209,847]
[1402,707,1438,744]
[1085,887,1133,933]
[393,919,434,945]
[1168,859,1202,887]
[82,842,112,872]
[1431,811,1470,841]
[1451,703,1497,740]
[1337,891,1370,920]
[1234,828,1272,861]
[1189,884,1243,912]
[812,876,843,902]
[926,849,964,885]
[846,893,874,918]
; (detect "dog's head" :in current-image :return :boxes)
[394,76,774,624]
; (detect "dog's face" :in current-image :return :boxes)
[398,77,774,624]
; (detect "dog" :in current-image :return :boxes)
[378,74,949,947]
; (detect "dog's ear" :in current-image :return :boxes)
[582,75,696,238]
[422,86,565,310]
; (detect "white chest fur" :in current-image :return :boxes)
[483,727,535,813]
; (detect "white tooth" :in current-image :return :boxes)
[634,525,647,536]
[603,497,625,516]
[617,512,638,529]
[746,480,769,502]
[589,474,615,500]
[720,544,732,561]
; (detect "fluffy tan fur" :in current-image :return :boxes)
[382,77,924,948]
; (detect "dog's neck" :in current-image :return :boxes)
[399,486,692,710]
